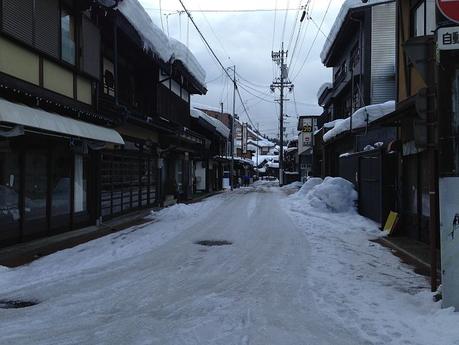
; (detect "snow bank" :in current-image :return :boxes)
[283,178,459,345]
[307,177,357,213]
[289,177,357,213]
[321,0,394,63]
[280,181,303,194]
[295,177,323,197]
[118,0,206,87]
[323,100,395,142]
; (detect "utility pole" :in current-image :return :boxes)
[271,42,293,186]
[256,122,259,179]
[230,65,236,191]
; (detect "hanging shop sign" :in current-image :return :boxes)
[437,26,459,50]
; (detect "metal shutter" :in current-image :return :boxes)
[370,2,396,105]
[2,0,33,45]
[35,0,59,58]
[80,16,101,79]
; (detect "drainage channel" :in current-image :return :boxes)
[195,240,233,247]
[0,300,38,309]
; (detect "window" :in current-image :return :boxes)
[61,8,76,64]
[413,0,436,37]
[103,58,115,96]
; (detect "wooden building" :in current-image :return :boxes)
[314,0,398,225]
[0,0,211,247]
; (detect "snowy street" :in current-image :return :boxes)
[1,180,458,345]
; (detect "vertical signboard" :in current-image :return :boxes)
[439,177,459,309]
[242,123,248,154]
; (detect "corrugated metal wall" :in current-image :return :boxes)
[370,2,396,105]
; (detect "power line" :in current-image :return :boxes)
[145,7,302,13]
[292,0,332,81]
[281,0,291,42]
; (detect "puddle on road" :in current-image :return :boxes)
[0,300,39,309]
[195,240,233,247]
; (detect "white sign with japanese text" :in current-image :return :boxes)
[438,26,459,50]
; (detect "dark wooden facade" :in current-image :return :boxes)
[0,0,211,247]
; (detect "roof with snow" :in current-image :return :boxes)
[191,108,230,138]
[320,0,394,64]
[317,83,333,100]
[323,100,395,142]
[117,0,206,89]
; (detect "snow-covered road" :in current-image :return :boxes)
[1,181,458,345]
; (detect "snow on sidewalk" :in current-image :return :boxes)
[283,177,459,345]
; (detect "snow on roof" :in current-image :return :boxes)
[320,0,393,63]
[247,138,276,148]
[191,108,230,138]
[118,0,206,87]
[323,100,395,142]
[169,38,206,88]
[118,0,172,62]
[317,82,333,100]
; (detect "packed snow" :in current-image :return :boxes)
[323,100,395,142]
[1,180,459,344]
[321,0,395,63]
[285,178,459,345]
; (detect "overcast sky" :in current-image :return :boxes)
[140,0,345,140]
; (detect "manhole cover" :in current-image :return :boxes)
[0,300,38,309]
[195,240,233,247]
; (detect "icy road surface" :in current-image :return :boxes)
[0,181,458,345]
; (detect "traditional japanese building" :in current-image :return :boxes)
[0,0,210,247]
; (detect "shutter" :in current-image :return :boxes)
[370,2,396,105]
[35,0,59,58]
[2,0,33,45]
[80,16,101,79]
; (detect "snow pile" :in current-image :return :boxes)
[294,177,323,198]
[323,100,395,142]
[117,0,206,87]
[321,0,394,63]
[280,181,303,194]
[153,203,197,221]
[289,177,357,213]
[307,177,357,213]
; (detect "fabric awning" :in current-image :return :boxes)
[0,97,124,144]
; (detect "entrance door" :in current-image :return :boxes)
[23,150,48,239]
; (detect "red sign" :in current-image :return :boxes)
[437,0,459,24]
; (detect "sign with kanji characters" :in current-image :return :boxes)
[437,26,459,50]
[437,0,459,24]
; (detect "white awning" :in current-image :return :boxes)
[0,97,124,144]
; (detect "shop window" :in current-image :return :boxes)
[412,0,436,37]
[61,8,76,65]
[0,149,20,229]
[103,58,115,97]
[51,147,71,218]
[24,151,48,222]
[74,154,87,214]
